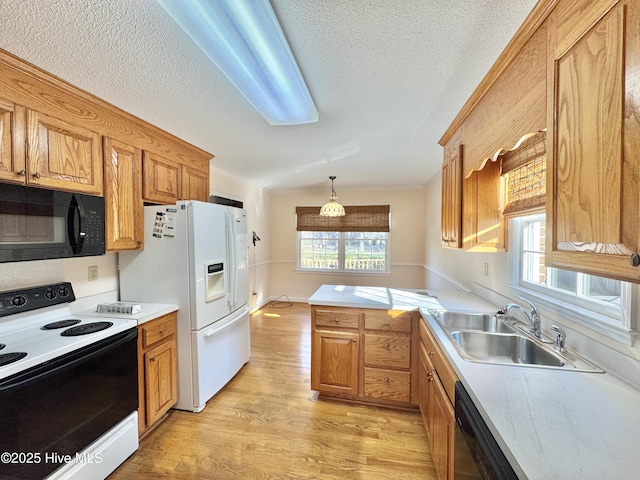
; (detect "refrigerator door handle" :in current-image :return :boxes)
[203,306,249,338]
[226,211,238,309]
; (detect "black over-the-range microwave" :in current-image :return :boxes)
[0,183,105,262]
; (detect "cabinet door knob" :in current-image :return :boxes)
[334,318,339,323]
[32,172,41,179]
[159,329,166,334]
[150,357,156,362]
[428,351,434,356]
[352,338,357,343]
[17,170,26,176]
[384,377,390,383]
[383,343,390,350]
[631,253,640,267]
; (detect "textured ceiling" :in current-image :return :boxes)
[0,0,538,192]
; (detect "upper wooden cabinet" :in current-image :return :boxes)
[546,0,640,281]
[104,137,143,251]
[462,160,505,252]
[0,100,103,195]
[441,139,462,248]
[25,109,103,195]
[143,152,210,204]
[0,99,25,184]
[143,151,181,204]
[181,165,209,202]
[0,49,212,202]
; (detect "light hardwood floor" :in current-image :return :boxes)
[109,302,436,479]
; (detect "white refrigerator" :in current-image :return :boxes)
[119,200,250,412]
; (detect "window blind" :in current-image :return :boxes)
[295,205,390,232]
[501,132,546,216]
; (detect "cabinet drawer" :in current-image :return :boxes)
[363,367,411,402]
[364,334,411,369]
[141,313,177,349]
[363,309,412,332]
[314,308,360,329]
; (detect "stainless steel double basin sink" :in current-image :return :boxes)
[428,310,603,372]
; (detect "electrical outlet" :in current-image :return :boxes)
[88,265,98,281]
[484,262,489,277]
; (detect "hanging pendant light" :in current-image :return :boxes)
[319,176,346,217]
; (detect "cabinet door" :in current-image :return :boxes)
[181,166,209,201]
[26,109,103,194]
[142,151,181,204]
[311,330,359,395]
[144,338,178,426]
[103,137,143,251]
[0,99,25,183]
[429,374,455,480]
[547,0,640,280]
[462,160,505,252]
[441,143,462,248]
[418,341,431,435]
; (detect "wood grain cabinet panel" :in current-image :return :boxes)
[181,166,209,201]
[103,137,143,251]
[314,308,360,329]
[311,305,418,408]
[363,309,412,332]
[546,0,640,282]
[363,367,411,402]
[138,312,178,437]
[311,329,359,395]
[0,99,26,184]
[142,151,181,204]
[25,109,103,194]
[441,140,462,249]
[364,334,411,369]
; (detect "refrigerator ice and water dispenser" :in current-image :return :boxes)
[205,262,225,302]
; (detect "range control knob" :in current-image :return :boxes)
[45,290,57,300]
[12,295,27,307]
[58,286,70,297]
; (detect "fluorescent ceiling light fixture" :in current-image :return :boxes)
[157,0,318,125]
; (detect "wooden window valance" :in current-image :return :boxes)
[295,205,390,232]
[501,132,546,216]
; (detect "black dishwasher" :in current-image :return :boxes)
[454,381,519,480]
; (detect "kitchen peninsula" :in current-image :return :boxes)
[309,284,640,480]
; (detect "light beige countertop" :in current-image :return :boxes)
[309,284,640,480]
[73,302,178,326]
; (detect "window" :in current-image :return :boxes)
[298,231,388,272]
[295,205,390,274]
[511,214,636,345]
[519,215,622,310]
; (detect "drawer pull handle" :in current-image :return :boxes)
[334,318,339,323]
[384,343,390,350]
[428,351,434,356]
[159,329,167,334]
[384,377,390,383]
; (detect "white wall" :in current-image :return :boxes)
[0,253,118,300]
[268,187,426,301]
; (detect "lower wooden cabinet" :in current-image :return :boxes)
[137,312,178,436]
[310,305,418,408]
[419,318,457,480]
[311,329,359,395]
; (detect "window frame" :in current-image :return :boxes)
[508,214,637,346]
[296,230,390,274]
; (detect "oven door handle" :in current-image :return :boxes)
[0,328,137,393]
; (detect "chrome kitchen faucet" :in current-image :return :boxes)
[498,296,544,340]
